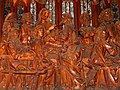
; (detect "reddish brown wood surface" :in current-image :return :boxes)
[73,0,79,34]
[0,0,4,39]
[55,0,62,29]
[55,0,59,26]
[77,0,81,30]
[27,0,31,12]
[104,0,110,8]
[0,1,120,90]
[91,3,100,27]
[118,0,120,16]
[9,0,14,12]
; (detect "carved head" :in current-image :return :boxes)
[60,13,73,25]
[38,8,50,23]
[99,8,114,23]
[115,20,120,31]
[79,12,90,27]
[8,27,19,41]
[95,26,107,42]
[63,13,73,19]
[22,13,32,25]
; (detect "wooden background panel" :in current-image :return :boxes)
[0,0,5,40]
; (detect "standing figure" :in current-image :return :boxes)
[78,12,95,89]
[79,12,94,61]
[57,13,82,89]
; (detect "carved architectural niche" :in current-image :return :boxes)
[91,0,99,5]
[14,0,27,12]
[36,0,47,4]
[0,0,4,39]
[13,0,27,5]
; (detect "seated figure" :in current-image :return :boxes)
[2,12,18,42]
[21,13,33,43]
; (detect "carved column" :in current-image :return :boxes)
[58,0,62,29]
[0,0,4,38]
[77,0,81,33]
[55,0,62,29]
[91,3,100,27]
[55,0,59,26]
[27,0,31,12]
[36,1,45,19]
[118,0,120,16]
[36,2,41,16]
[73,0,79,35]
[9,0,14,12]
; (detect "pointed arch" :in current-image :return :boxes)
[14,0,27,13]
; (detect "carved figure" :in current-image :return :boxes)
[98,8,115,39]
[114,20,120,47]
[37,8,56,35]
[89,25,118,89]
[78,12,95,88]
[2,12,18,42]
[0,5,120,90]
[21,13,33,43]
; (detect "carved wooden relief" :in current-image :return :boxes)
[0,1,120,90]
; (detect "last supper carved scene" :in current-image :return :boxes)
[0,0,120,90]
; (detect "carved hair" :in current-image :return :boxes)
[63,13,73,19]
[21,13,32,24]
[79,12,90,26]
[38,8,50,22]
[98,8,114,23]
